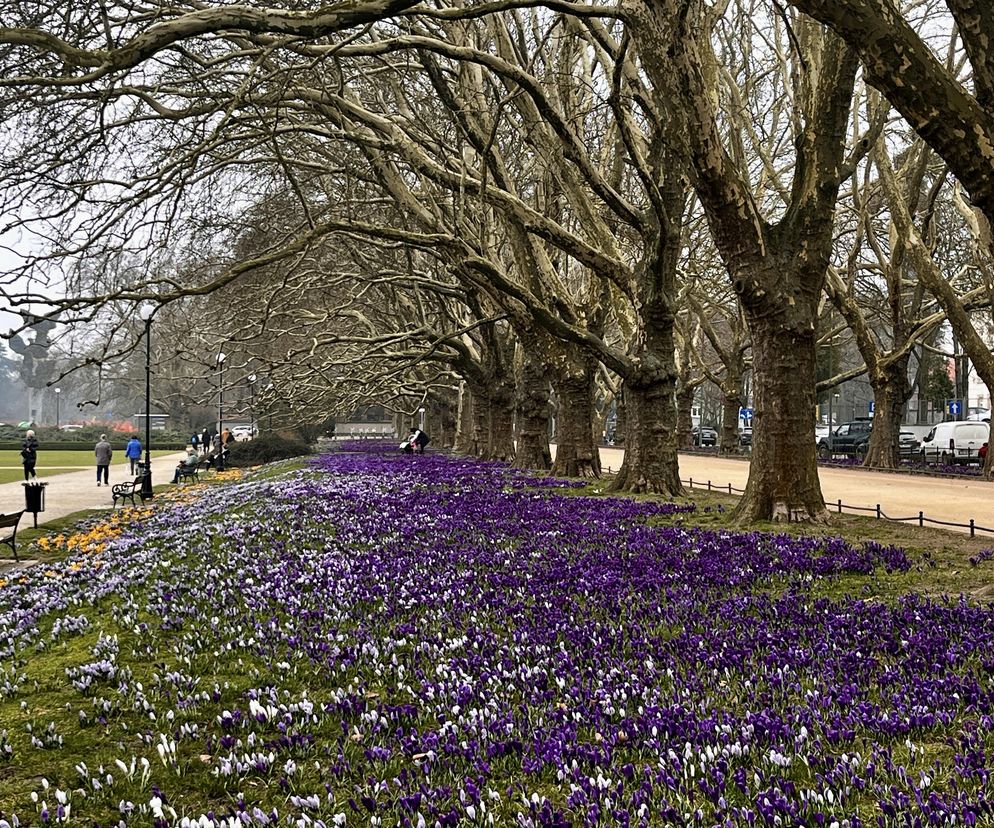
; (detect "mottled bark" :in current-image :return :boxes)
[676,384,696,448]
[453,383,474,454]
[736,320,827,523]
[469,387,489,458]
[552,366,600,479]
[486,381,516,462]
[719,393,742,454]
[611,370,682,495]
[613,392,627,447]
[863,359,911,468]
[513,349,552,470]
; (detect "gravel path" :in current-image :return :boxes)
[594,447,994,538]
[0,451,187,527]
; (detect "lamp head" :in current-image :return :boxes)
[138,303,156,322]
[248,374,257,383]
[217,351,227,366]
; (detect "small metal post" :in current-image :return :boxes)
[919,511,924,527]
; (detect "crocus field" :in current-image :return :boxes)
[1,448,993,827]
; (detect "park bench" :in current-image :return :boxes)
[0,510,24,562]
[176,458,213,484]
[112,472,148,509]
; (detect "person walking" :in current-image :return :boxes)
[94,434,113,486]
[125,435,143,475]
[201,427,210,454]
[190,431,200,456]
[20,429,38,480]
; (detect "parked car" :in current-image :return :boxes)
[739,427,753,447]
[817,418,872,458]
[815,424,831,443]
[919,420,990,465]
[59,424,84,431]
[692,426,718,447]
[230,425,255,442]
[898,430,921,457]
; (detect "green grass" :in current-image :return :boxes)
[0,450,179,485]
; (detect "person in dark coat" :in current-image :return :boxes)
[409,428,430,454]
[20,429,38,480]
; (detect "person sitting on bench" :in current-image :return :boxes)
[171,447,200,483]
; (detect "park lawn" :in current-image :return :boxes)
[0,450,179,486]
[0,448,991,826]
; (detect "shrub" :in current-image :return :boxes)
[225,432,311,466]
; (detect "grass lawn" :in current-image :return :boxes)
[0,450,178,484]
[0,450,991,826]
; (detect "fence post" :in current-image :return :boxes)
[919,511,924,527]
[971,519,975,538]
[876,504,881,519]
[837,499,842,514]
[707,480,712,491]
[689,477,694,489]
[728,483,733,494]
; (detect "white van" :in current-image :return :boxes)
[919,420,989,465]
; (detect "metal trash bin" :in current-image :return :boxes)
[22,481,48,528]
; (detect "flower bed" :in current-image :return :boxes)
[0,452,990,827]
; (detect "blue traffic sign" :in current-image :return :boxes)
[948,399,962,415]
[739,407,753,419]
[868,401,875,414]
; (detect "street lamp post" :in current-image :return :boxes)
[138,304,155,499]
[248,374,257,437]
[54,388,61,430]
[216,351,227,457]
[265,382,274,431]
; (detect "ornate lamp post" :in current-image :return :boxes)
[216,351,227,437]
[248,374,257,437]
[138,304,155,499]
[54,387,61,430]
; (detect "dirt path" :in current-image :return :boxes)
[582,447,994,538]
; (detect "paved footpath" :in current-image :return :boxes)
[0,452,187,528]
[593,447,994,538]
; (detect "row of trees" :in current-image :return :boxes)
[1,0,993,522]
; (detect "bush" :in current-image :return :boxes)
[225,432,311,467]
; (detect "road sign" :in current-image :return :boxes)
[868,401,874,414]
[739,407,753,420]
[948,399,962,416]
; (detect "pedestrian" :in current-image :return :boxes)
[408,427,430,454]
[190,431,200,455]
[125,435,143,475]
[94,433,113,486]
[20,429,38,480]
[221,427,232,448]
[201,427,210,454]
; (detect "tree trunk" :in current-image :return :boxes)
[611,301,683,496]
[611,373,683,494]
[613,392,627,446]
[513,350,552,470]
[719,391,742,454]
[435,398,458,449]
[734,319,827,523]
[864,358,911,468]
[469,388,490,458]
[453,383,474,454]
[486,381,516,462]
[551,369,600,478]
[676,385,695,448]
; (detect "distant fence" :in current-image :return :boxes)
[681,475,994,539]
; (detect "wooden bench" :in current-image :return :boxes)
[176,458,211,483]
[112,473,147,508]
[0,511,24,562]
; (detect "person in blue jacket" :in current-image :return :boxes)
[125,436,143,475]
